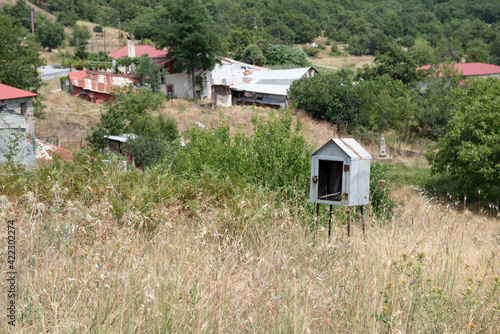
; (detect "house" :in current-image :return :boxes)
[417,62,500,91]
[0,83,37,136]
[232,66,318,108]
[158,56,317,108]
[69,70,140,104]
[417,62,500,79]
[108,38,172,74]
[0,84,37,167]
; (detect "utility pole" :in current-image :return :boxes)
[96,34,99,59]
[103,29,106,53]
[118,19,121,47]
[253,17,257,41]
[76,37,79,48]
[31,8,34,36]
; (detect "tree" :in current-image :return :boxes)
[71,24,91,47]
[426,77,500,197]
[0,14,43,95]
[36,20,64,51]
[241,44,266,66]
[135,55,161,90]
[288,69,360,126]
[122,115,179,170]
[356,43,423,86]
[264,44,308,66]
[156,0,222,103]
[416,64,462,138]
[87,87,165,149]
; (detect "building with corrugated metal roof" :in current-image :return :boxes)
[69,70,140,104]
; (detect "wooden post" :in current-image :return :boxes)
[316,203,319,227]
[347,208,351,237]
[360,205,365,234]
[328,205,333,241]
[118,19,121,47]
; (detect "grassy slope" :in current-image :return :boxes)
[0,159,498,332]
[15,79,498,332]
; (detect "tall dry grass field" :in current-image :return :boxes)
[0,164,498,332]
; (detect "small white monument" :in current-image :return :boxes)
[380,134,387,157]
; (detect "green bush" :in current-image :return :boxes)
[176,111,313,194]
[303,46,321,57]
[370,162,395,219]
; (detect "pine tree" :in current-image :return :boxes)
[156,0,222,103]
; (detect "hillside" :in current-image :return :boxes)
[37,78,368,152]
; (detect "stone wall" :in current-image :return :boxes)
[0,97,35,136]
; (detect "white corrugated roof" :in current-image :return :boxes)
[211,57,269,87]
[233,67,315,96]
[106,134,136,143]
[313,138,372,160]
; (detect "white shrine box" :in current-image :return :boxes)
[310,138,372,206]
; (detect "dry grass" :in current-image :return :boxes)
[0,174,498,332]
[35,80,101,144]
[304,38,375,70]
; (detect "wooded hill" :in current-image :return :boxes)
[24,0,500,65]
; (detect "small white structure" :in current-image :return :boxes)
[310,138,372,206]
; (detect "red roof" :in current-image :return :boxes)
[108,45,168,59]
[0,83,37,100]
[417,62,500,77]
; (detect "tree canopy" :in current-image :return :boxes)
[0,14,43,95]
[426,77,500,197]
[156,0,222,103]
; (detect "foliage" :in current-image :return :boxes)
[0,124,31,172]
[303,46,321,57]
[426,77,500,197]
[176,111,312,193]
[356,75,414,134]
[70,24,91,47]
[0,14,43,95]
[134,55,161,90]
[369,162,395,219]
[264,44,308,67]
[122,116,179,170]
[36,20,65,51]
[156,0,222,103]
[93,25,103,33]
[416,64,463,138]
[288,69,360,127]
[357,43,424,86]
[87,88,166,149]
[241,44,266,66]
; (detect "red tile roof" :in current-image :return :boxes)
[108,45,168,59]
[417,62,500,77]
[0,83,38,100]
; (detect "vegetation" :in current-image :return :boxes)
[426,77,500,198]
[156,0,222,103]
[87,88,166,149]
[0,111,498,331]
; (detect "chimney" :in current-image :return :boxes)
[127,35,136,59]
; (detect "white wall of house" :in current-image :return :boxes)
[0,97,35,136]
[161,70,211,99]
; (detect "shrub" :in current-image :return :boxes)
[176,111,313,194]
[303,46,321,57]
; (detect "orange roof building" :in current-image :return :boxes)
[68,70,139,104]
